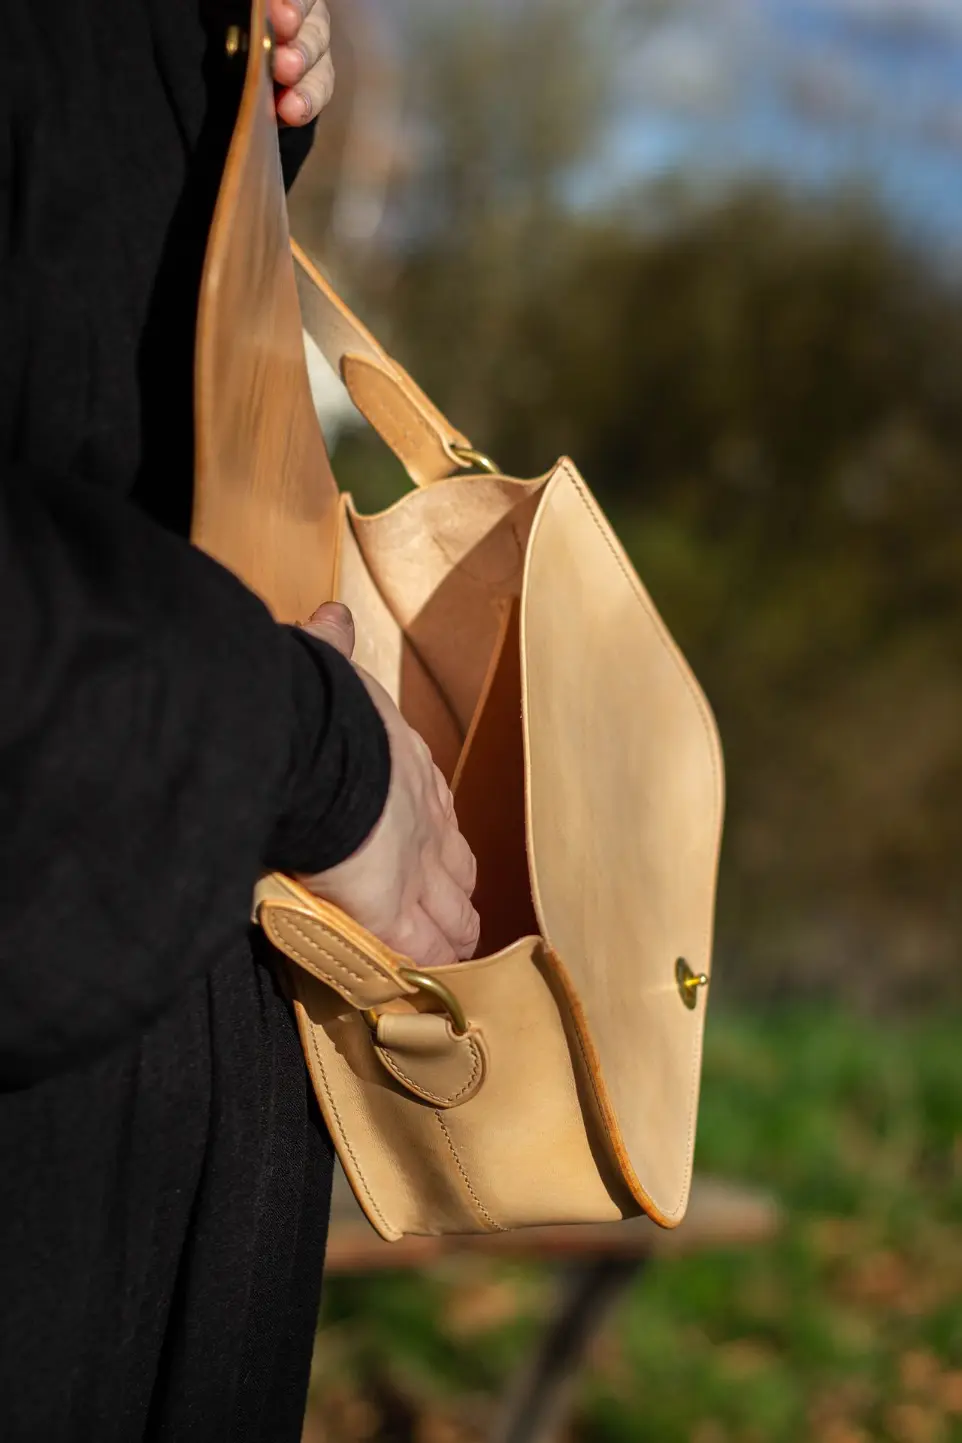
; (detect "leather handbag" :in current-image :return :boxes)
[192,0,724,1241]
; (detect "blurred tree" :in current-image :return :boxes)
[384,189,962,1007]
[302,2,962,1008]
[288,0,405,260]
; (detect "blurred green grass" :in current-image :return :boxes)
[311,1010,962,1443]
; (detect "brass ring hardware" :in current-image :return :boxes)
[675,958,709,1010]
[362,968,469,1038]
[450,444,501,476]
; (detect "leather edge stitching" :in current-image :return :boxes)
[272,908,409,990]
[375,1034,484,1107]
[266,917,398,1010]
[434,1113,504,1232]
[276,915,370,986]
[526,462,720,1224]
[560,462,719,1221]
[290,971,394,1238]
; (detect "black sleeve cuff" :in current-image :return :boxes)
[264,627,391,875]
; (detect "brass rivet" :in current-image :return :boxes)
[225,24,248,57]
[675,958,709,1010]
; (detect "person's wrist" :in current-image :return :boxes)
[263,627,391,876]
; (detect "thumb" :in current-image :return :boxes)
[301,601,356,659]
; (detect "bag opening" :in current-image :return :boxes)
[339,489,542,959]
[451,597,538,956]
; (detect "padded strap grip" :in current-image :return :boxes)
[254,872,417,1011]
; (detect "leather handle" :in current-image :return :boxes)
[254,872,418,1011]
[292,241,479,487]
[254,873,486,1108]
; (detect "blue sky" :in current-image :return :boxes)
[590,0,962,255]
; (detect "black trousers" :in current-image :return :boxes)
[0,937,333,1442]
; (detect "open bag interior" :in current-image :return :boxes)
[336,475,547,959]
[334,455,726,1222]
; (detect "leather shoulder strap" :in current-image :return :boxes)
[292,241,479,487]
[255,873,418,1010]
[193,0,492,629]
[193,0,342,622]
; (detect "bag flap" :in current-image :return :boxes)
[521,462,725,1226]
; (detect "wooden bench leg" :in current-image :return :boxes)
[488,1257,647,1443]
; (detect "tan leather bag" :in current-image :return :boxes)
[192,0,724,1241]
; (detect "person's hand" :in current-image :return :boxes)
[297,603,480,969]
[270,0,334,128]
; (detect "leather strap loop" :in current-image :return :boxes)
[254,873,417,1011]
[292,241,475,486]
[373,1012,487,1109]
[254,873,487,1107]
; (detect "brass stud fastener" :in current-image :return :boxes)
[676,957,709,1010]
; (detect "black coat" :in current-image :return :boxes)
[0,2,389,1437]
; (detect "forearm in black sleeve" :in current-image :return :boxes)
[0,462,388,1087]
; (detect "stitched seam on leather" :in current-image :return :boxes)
[557,461,720,1219]
[267,919,390,1010]
[376,1035,482,1106]
[546,946,638,1196]
[434,1113,504,1232]
[270,936,366,1007]
[272,906,409,1010]
[294,976,393,1237]
[277,917,368,985]
[281,912,399,982]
